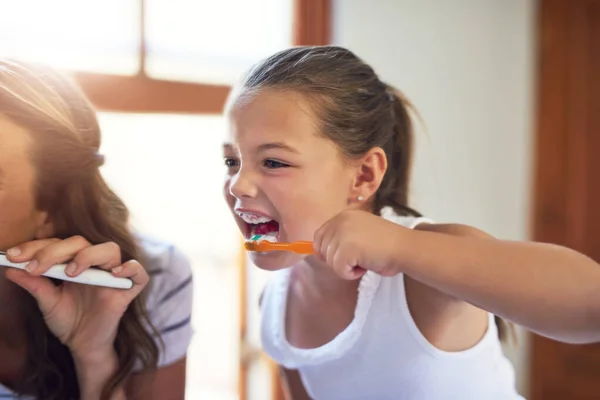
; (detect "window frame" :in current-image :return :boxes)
[74,0,331,116]
[75,71,230,114]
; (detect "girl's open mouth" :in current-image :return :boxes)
[237,212,280,242]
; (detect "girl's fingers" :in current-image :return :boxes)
[325,239,339,267]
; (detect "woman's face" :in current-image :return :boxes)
[0,114,50,251]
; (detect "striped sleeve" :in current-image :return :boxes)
[138,239,194,369]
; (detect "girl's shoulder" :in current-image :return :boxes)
[379,206,433,229]
[380,207,492,239]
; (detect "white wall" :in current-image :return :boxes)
[332,0,536,396]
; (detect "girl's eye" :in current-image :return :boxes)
[263,159,289,169]
[224,157,239,168]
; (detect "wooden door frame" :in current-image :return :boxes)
[530,0,600,398]
[530,0,568,394]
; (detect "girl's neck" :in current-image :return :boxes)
[294,256,361,297]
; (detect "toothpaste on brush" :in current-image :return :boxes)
[249,232,278,243]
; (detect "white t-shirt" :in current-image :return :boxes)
[0,235,194,399]
[260,207,524,400]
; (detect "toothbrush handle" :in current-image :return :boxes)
[288,241,314,254]
[268,241,314,254]
[0,255,133,289]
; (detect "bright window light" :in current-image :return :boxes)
[145,0,293,84]
[0,0,140,74]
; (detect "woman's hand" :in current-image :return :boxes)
[3,236,148,360]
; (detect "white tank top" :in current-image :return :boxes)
[260,208,524,400]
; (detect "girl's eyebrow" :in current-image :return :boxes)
[222,143,236,153]
[256,142,299,154]
[222,142,299,154]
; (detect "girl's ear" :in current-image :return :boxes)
[349,147,387,205]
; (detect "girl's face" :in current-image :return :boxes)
[0,114,50,252]
[223,90,357,270]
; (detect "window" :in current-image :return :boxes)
[145,0,294,84]
[0,0,139,75]
[2,1,331,398]
[99,112,241,399]
[0,0,293,85]
[0,0,330,117]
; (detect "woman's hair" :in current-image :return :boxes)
[0,59,159,399]
[235,45,514,343]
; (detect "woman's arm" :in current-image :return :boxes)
[400,222,600,344]
[5,237,152,400]
[126,358,187,400]
[74,350,126,400]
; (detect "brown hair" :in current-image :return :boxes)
[236,45,514,343]
[0,59,159,399]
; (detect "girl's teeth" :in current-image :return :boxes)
[239,212,273,224]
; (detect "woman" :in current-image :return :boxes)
[0,59,193,399]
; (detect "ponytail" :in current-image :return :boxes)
[373,83,421,217]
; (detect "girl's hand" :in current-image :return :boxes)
[313,210,409,279]
[3,236,148,361]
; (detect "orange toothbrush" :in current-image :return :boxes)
[244,235,367,275]
[244,235,314,254]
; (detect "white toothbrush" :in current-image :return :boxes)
[0,251,133,290]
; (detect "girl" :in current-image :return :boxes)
[0,60,192,399]
[223,46,600,399]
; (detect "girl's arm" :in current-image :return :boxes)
[402,222,600,344]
